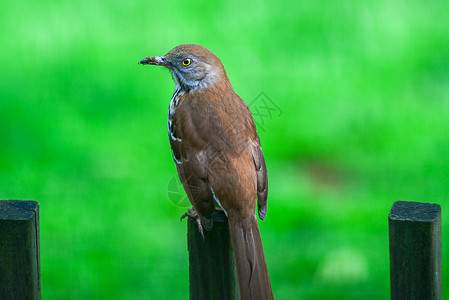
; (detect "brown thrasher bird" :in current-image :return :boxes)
[139,44,273,300]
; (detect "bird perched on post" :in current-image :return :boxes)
[139,44,273,300]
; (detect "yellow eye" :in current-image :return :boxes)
[182,58,191,66]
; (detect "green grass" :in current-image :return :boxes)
[1,0,448,298]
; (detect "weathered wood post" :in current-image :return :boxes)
[187,210,239,300]
[388,201,442,300]
[0,200,41,300]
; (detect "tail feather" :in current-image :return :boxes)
[228,214,274,300]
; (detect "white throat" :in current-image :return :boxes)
[170,66,220,92]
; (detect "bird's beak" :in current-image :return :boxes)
[138,56,166,66]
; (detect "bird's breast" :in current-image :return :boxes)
[168,87,182,119]
[168,87,183,142]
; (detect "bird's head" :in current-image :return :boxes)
[139,44,228,91]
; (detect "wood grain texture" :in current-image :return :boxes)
[0,200,41,300]
[389,201,441,300]
[188,210,239,300]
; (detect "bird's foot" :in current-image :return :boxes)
[180,208,197,221]
[180,208,204,238]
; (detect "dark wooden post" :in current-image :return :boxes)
[187,210,239,300]
[0,200,41,300]
[388,201,442,300]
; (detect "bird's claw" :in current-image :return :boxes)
[181,208,205,238]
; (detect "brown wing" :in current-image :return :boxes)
[235,95,269,220]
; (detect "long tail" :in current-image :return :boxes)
[228,213,274,300]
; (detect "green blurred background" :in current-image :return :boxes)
[1,0,448,298]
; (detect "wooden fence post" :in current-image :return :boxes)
[388,201,442,300]
[0,200,41,300]
[187,210,239,300]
